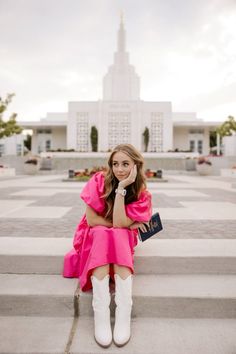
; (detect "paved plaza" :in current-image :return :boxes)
[0,173,236,354]
[0,173,236,239]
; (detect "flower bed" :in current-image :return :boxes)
[145,169,163,179]
[68,166,107,181]
[65,167,167,182]
[197,156,212,166]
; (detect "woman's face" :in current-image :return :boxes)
[112,151,135,182]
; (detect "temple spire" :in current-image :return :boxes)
[103,15,140,101]
[117,11,126,52]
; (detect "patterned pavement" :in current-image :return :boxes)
[0,174,235,239]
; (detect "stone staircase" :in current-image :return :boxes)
[0,237,236,353]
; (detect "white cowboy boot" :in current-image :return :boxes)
[113,274,133,346]
[91,274,112,348]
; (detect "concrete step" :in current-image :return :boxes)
[0,237,69,275]
[0,316,74,354]
[135,238,236,274]
[1,273,235,319]
[1,237,236,275]
[70,317,236,354]
[79,274,236,318]
[1,317,236,354]
[1,317,235,354]
[0,274,78,317]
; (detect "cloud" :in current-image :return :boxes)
[178,81,236,110]
[0,0,236,122]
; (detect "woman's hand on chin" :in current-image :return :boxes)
[118,165,137,188]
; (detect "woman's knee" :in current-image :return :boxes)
[92,264,110,279]
[114,264,132,279]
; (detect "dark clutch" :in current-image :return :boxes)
[138,212,163,242]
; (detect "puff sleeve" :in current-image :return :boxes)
[125,190,152,222]
[80,172,105,214]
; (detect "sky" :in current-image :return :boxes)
[0,0,236,123]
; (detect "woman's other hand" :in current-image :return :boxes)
[129,221,149,232]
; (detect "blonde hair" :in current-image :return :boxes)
[103,144,146,220]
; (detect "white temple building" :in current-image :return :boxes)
[20,17,220,156]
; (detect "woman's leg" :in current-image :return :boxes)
[91,264,112,348]
[113,264,132,279]
[113,264,133,346]
[92,264,110,279]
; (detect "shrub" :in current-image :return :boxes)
[24,158,38,165]
[197,156,212,166]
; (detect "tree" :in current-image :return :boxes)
[0,93,22,138]
[24,134,32,151]
[142,126,149,152]
[210,131,217,148]
[216,115,236,137]
[90,125,98,152]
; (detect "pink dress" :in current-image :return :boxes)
[63,172,152,292]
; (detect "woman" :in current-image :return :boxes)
[63,144,152,348]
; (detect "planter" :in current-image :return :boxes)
[221,169,236,178]
[196,164,212,176]
[0,167,16,176]
[40,158,52,170]
[24,163,39,175]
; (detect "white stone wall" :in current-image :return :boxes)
[67,102,80,150]
[31,130,38,154]
[223,135,236,156]
[103,63,140,101]
[203,128,210,155]
[98,101,143,151]
[68,101,99,151]
[31,127,66,153]
[51,128,67,150]
[173,126,210,154]
[0,134,24,156]
[142,102,172,152]
[67,100,173,152]
[173,127,190,151]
